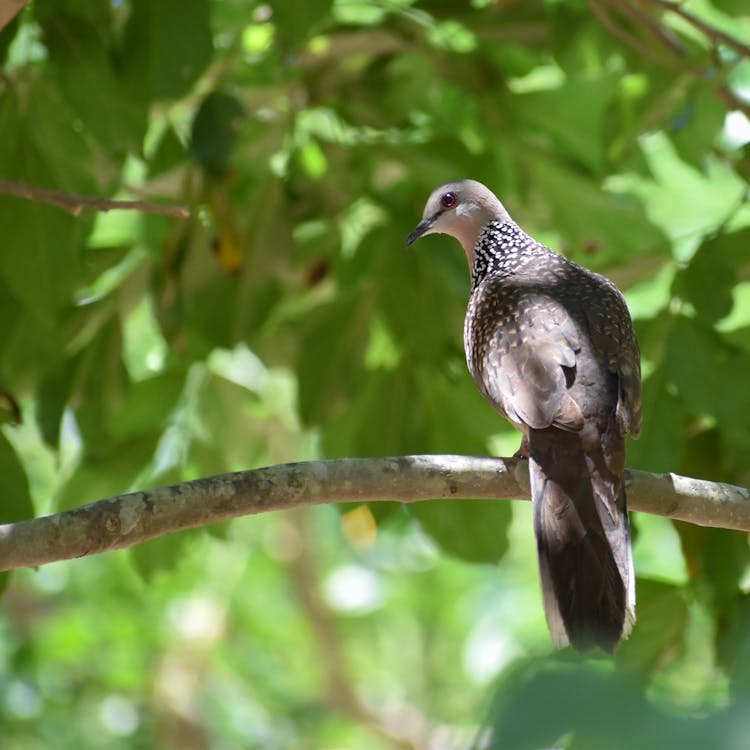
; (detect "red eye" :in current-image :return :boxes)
[441,192,457,209]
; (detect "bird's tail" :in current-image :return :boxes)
[528,427,635,652]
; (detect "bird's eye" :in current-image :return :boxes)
[441,192,457,209]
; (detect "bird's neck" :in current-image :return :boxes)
[470,219,538,290]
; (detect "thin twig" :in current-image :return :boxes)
[590,0,750,121]
[647,0,750,60]
[588,0,681,70]
[609,0,687,58]
[716,84,750,121]
[0,178,190,218]
[0,455,748,572]
[0,0,27,33]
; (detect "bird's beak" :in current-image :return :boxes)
[406,217,434,247]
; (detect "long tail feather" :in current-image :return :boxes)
[528,427,634,652]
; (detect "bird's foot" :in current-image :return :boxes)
[514,435,530,458]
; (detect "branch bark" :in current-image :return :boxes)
[0,178,190,219]
[0,0,27,33]
[0,455,748,572]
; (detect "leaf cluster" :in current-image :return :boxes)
[1,0,750,747]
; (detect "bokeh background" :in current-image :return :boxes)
[1,1,750,747]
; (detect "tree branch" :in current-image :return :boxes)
[0,178,190,219]
[588,0,681,71]
[0,455,748,572]
[645,0,750,61]
[591,0,750,118]
[0,0,27,33]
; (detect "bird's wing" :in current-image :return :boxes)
[473,287,585,433]
[584,277,642,438]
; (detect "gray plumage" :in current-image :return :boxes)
[408,180,641,651]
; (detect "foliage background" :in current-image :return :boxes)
[1,0,750,747]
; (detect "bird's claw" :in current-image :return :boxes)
[514,435,530,458]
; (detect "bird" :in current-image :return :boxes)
[407,179,641,652]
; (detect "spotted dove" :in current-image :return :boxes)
[408,179,642,651]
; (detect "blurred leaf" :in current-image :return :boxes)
[618,132,746,251]
[190,91,246,176]
[526,153,667,269]
[0,81,95,319]
[0,429,33,596]
[130,528,201,579]
[36,361,78,446]
[148,126,188,177]
[717,593,750,696]
[627,364,685,473]
[55,436,159,511]
[0,8,21,64]
[297,291,372,427]
[514,74,619,173]
[484,656,720,750]
[71,318,129,460]
[665,317,750,450]
[0,198,83,320]
[35,0,146,155]
[674,233,738,323]
[414,365,505,454]
[2,1,750,745]
[410,499,511,564]
[269,0,332,47]
[676,524,748,611]
[0,385,21,427]
[0,431,34,523]
[616,578,688,678]
[123,0,213,100]
[322,368,425,456]
[667,91,726,170]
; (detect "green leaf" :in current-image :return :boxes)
[36,361,79,447]
[615,578,688,678]
[0,199,83,321]
[410,499,511,564]
[717,593,750,696]
[0,83,95,320]
[268,0,332,48]
[123,0,213,100]
[0,8,22,65]
[486,657,718,750]
[0,277,68,391]
[149,126,189,177]
[34,0,112,58]
[71,318,129,461]
[667,90,726,170]
[297,291,372,426]
[676,523,749,611]
[674,234,738,323]
[526,152,668,270]
[0,431,34,523]
[190,92,246,176]
[514,74,619,173]
[617,132,746,254]
[625,364,685,473]
[54,436,159,511]
[34,0,146,155]
[665,317,750,443]
[322,368,425,456]
[414,364,506,454]
[130,528,201,580]
[0,429,31,596]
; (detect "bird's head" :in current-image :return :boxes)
[406,179,510,266]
